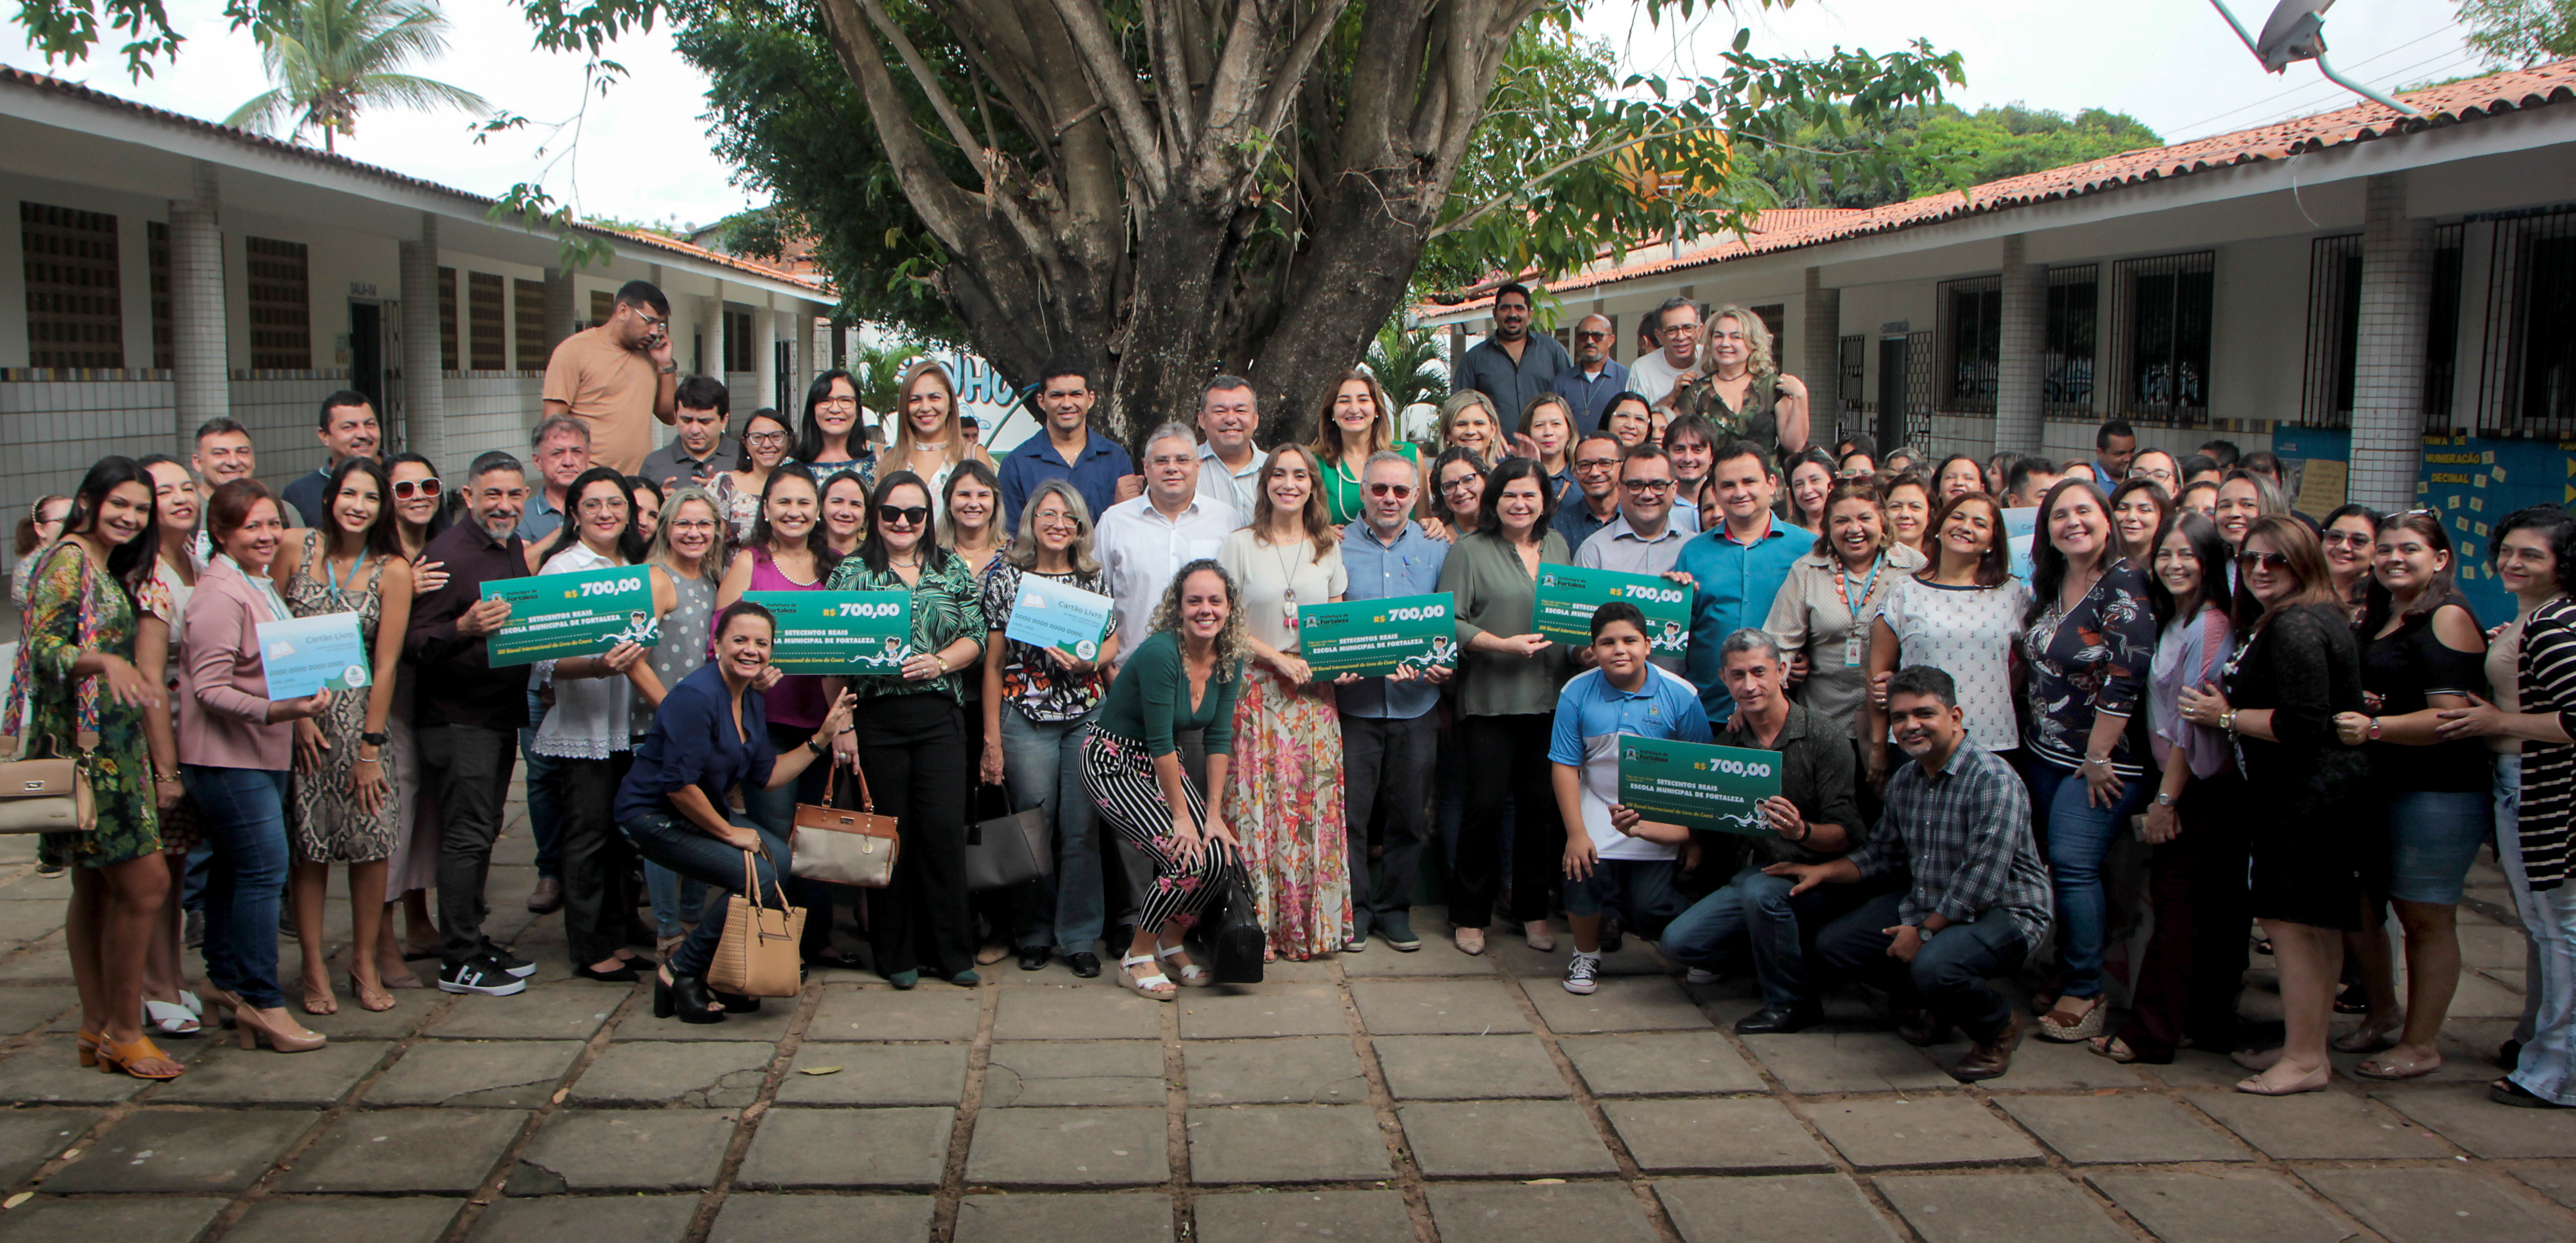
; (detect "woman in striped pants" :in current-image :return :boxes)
[1082,560,1247,1001]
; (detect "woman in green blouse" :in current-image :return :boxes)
[1309,368,1419,527]
[1435,456,1575,955]
[1081,561,1249,1000]
[824,470,987,988]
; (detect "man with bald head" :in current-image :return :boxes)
[1551,312,1631,437]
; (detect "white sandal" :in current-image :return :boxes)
[1157,943,1211,987]
[1119,953,1177,1002]
[143,998,201,1036]
[177,990,203,1018]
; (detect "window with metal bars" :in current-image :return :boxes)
[148,221,171,370]
[466,271,505,372]
[591,289,612,328]
[1936,275,2002,412]
[244,236,310,370]
[514,278,549,370]
[1838,333,1865,413]
[2473,206,2576,437]
[2044,265,2098,419]
[2425,223,2465,427]
[20,202,123,370]
[1904,328,1934,447]
[2300,234,2363,429]
[438,266,458,371]
[1748,304,1786,360]
[2112,251,2214,425]
[723,309,754,372]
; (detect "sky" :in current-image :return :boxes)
[0,0,2496,226]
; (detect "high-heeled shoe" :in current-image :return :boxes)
[709,988,761,1014]
[95,1033,186,1080]
[231,1007,328,1053]
[75,1029,102,1068]
[203,988,246,1029]
[653,971,726,1024]
[347,972,397,1013]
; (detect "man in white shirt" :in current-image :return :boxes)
[1577,445,1694,673]
[1194,376,1264,522]
[1627,296,1703,406]
[1097,423,1239,669]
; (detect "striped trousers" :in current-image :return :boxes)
[1081,725,1236,932]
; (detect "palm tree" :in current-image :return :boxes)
[1366,321,1449,441]
[224,0,489,153]
[849,339,914,434]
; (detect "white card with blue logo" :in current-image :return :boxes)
[257,612,370,700]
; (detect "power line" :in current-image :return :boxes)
[2170,42,2485,142]
[2161,20,2464,137]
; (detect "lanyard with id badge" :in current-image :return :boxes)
[1834,555,1883,668]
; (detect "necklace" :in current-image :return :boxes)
[1268,533,1303,631]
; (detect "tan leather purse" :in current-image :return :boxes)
[790,759,900,888]
[0,632,94,835]
[708,849,805,998]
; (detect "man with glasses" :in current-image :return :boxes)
[1000,357,1137,536]
[1628,296,1703,407]
[1577,444,1693,672]
[640,376,738,490]
[1453,282,1572,421]
[542,279,679,475]
[2129,448,2182,496]
[1550,314,1630,436]
[1338,451,1450,952]
[1553,432,1626,552]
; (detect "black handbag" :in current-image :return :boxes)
[963,782,1052,892]
[1210,863,1266,985]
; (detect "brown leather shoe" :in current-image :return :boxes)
[1894,1008,1950,1047]
[1951,1013,2025,1083]
[526,877,564,914]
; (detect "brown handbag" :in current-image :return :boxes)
[790,759,900,888]
[707,848,805,998]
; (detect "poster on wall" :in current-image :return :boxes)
[2415,434,2576,626]
[2269,427,2350,525]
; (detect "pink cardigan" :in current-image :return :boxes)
[178,557,295,771]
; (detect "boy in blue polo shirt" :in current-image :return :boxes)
[1550,601,1714,995]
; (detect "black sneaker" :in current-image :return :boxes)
[1377,915,1422,952]
[480,943,538,979]
[439,955,529,997]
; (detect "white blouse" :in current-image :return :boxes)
[1218,528,1348,653]
[1874,572,2034,753]
[531,544,647,760]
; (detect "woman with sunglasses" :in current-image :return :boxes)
[2432,506,2576,1109]
[268,458,415,1014]
[2319,503,2382,624]
[1218,445,1351,962]
[2178,517,2371,1094]
[825,472,988,987]
[712,409,795,553]
[2327,510,2490,1079]
[795,370,878,494]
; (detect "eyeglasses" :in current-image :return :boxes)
[746,431,788,445]
[819,397,858,409]
[1660,323,1700,336]
[1367,483,1414,499]
[1576,457,1621,471]
[1621,478,1675,493]
[391,479,441,499]
[576,497,627,515]
[878,505,930,526]
[1573,330,1608,341]
[2236,550,2292,571]
[668,519,718,532]
[2319,530,2371,547]
[1440,476,1482,494]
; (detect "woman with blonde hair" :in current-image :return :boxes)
[1218,444,1351,960]
[1436,392,1502,466]
[1311,368,1416,526]
[886,361,998,524]
[1670,303,1810,458]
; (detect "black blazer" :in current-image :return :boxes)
[2224,601,2370,818]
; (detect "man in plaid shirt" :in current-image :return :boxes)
[1766,665,2052,1082]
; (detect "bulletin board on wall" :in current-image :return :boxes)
[2416,434,2575,627]
[2269,427,2350,525]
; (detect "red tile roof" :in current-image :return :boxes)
[0,64,831,295]
[1429,58,2576,314]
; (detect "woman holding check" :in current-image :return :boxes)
[617,601,856,1023]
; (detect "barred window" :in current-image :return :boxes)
[467,271,505,372]
[20,202,123,370]
[2113,251,2214,425]
[2425,223,2465,427]
[2300,234,2363,429]
[2044,265,2099,419]
[514,278,548,370]
[2474,207,2575,437]
[723,308,754,372]
[244,236,310,371]
[438,266,459,372]
[1937,276,2002,413]
[148,221,172,370]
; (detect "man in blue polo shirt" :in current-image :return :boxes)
[998,358,1136,534]
[1673,440,1801,723]
[1337,449,1450,953]
[1549,600,1713,998]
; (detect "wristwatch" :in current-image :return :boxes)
[1913,923,1938,941]
[2155,791,2177,807]
[359,731,390,747]
[806,734,830,756]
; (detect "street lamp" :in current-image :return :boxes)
[2206,0,2425,116]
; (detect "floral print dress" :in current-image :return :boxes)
[282,533,399,862]
[9,542,164,868]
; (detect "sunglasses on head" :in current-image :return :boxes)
[878,505,930,526]
[391,479,440,499]
[2236,550,2291,571]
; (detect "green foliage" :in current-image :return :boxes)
[220,0,490,152]
[847,337,911,423]
[1365,323,1449,424]
[1741,101,2161,208]
[2460,0,2576,66]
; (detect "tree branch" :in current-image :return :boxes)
[1428,119,1730,240]
[1043,0,1173,193]
[1250,0,1353,140]
[811,0,985,246]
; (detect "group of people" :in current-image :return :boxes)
[14,280,2572,1111]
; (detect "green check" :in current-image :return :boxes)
[1532,566,1692,656]
[481,564,660,667]
[1298,592,1458,678]
[747,591,914,674]
[1616,738,1781,836]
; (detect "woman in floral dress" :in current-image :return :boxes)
[1218,444,1350,961]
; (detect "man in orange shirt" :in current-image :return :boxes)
[542,280,678,475]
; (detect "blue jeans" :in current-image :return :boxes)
[617,809,790,979]
[1815,891,2029,1045]
[520,722,563,880]
[182,765,292,1010]
[999,707,1102,954]
[645,863,706,939]
[1663,864,1877,1013]
[2026,756,2150,1000]
[2499,757,2576,1104]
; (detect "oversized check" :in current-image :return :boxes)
[481,564,659,667]
[1298,592,1458,678]
[746,591,914,674]
[1532,566,1692,657]
[257,612,369,699]
[1002,575,1115,660]
[1616,738,1782,836]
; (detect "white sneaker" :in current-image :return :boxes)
[1684,967,1720,985]
[1563,953,1601,996]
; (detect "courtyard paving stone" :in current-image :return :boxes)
[808,985,979,1041]
[510,1107,739,1193]
[731,1105,953,1189]
[463,1193,699,1243]
[2300,1166,2574,1243]
[2084,1170,2358,1243]
[950,1192,1172,1242]
[0,1033,220,1104]
[1184,1036,1368,1105]
[0,985,78,1035]
[1523,974,1713,1033]
[2373,1081,2576,1158]
[568,1040,772,1108]
[1190,1190,1415,1242]
[775,1040,971,1106]
[1602,1096,1835,1173]
[963,1106,1169,1187]
[1346,979,1529,1036]
[1998,1093,2251,1164]
[1397,1100,1618,1177]
[610,998,795,1043]
[1874,1173,2134,1243]
[1185,1103,1391,1184]
[2511,1165,2576,1208]
[0,1106,97,1186]
[44,1108,319,1194]
[1425,1181,1658,1243]
[1559,1031,1764,1096]
[981,1040,1164,1107]
[1176,984,1350,1039]
[1370,1034,1568,1099]
[705,1193,937,1242]
[365,1040,585,1108]
[0,1195,225,1243]
[1804,1097,2046,1169]
[231,1196,463,1243]
[280,1108,528,1193]
[1736,1030,1949,1094]
[2186,1088,2456,1160]
[1655,1173,1901,1243]
[992,985,1164,1040]
[151,1039,390,1106]
[423,985,619,1041]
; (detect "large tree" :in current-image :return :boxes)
[19,0,1958,447]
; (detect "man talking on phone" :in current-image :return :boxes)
[543,279,679,476]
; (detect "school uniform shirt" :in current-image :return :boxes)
[1547,664,1713,861]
